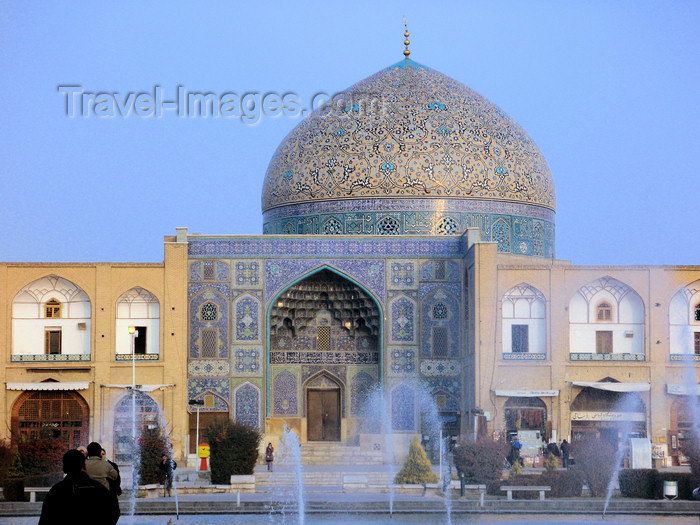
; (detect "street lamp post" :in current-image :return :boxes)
[188,399,204,461]
[128,327,138,447]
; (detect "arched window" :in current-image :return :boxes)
[694,303,700,322]
[13,390,88,449]
[113,392,160,463]
[201,302,218,321]
[596,302,612,322]
[45,298,61,318]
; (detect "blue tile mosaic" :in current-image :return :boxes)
[235,295,260,342]
[188,237,464,260]
[390,296,416,343]
[273,369,298,415]
[389,261,417,288]
[233,347,263,376]
[391,383,415,432]
[234,261,261,287]
[389,347,417,376]
[187,378,230,411]
[350,370,375,416]
[188,360,230,377]
[189,288,229,359]
[421,260,460,282]
[420,359,460,376]
[234,382,260,429]
[421,287,460,358]
[265,259,385,305]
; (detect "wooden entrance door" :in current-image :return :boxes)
[307,389,340,441]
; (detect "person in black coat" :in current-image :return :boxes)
[561,439,570,468]
[159,454,177,497]
[39,449,118,525]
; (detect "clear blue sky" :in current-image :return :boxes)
[1,1,698,265]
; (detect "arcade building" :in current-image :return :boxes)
[1,43,698,467]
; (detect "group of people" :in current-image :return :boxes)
[38,443,178,524]
[507,436,572,469]
[543,438,570,468]
[39,442,121,524]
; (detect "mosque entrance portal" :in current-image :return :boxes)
[269,268,381,443]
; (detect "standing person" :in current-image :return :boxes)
[509,437,523,466]
[546,439,560,458]
[265,442,274,472]
[101,448,122,496]
[85,442,118,490]
[561,439,570,469]
[159,454,177,497]
[39,449,118,525]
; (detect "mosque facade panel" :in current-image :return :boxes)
[1,52,699,468]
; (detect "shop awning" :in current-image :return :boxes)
[493,389,559,397]
[100,384,174,392]
[667,384,700,395]
[571,381,650,392]
[6,381,91,391]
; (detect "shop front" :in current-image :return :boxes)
[495,389,558,457]
[569,380,648,452]
[667,384,700,466]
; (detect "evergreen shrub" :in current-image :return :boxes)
[204,419,262,484]
[2,451,26,501]
[394,435,438,485]
[680,434,700,480]
[656,471,697,500]
[137,428,171,484]
[544,452,558,471]
[452,438,507,485]
[486,470,584,498]
[570,436,616,497]
[618,469,659,499]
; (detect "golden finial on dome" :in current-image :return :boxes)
[403,16,410,58]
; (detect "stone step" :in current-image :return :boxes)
[297,444,385,465]
[254,470,393,487]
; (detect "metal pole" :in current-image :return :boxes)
[196,406,200,459]
[131,331,137,442]
[439,428,443,487]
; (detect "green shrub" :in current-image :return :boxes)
[618,469,659,499]
[487,473,540,498]
[544,452,558,471]
[394,435,438,485]
[453,438,507,485]
[137,427,171,485]
[2,452,26,502]
[204,419,262,484]
[0,440,14,484]
[540,469,584,497]
[656,471,697,500]
[570,436,617,497]
[486,470,584,499]
[509,460,522,477]
[680,434,700,481]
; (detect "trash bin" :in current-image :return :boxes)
[663,480,678,500]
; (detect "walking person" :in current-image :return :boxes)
[39,449,118,525]
[159,454,177,497]
[265,442,274,472]
[561,439,570,469]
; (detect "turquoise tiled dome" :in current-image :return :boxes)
[262,59,555,256]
